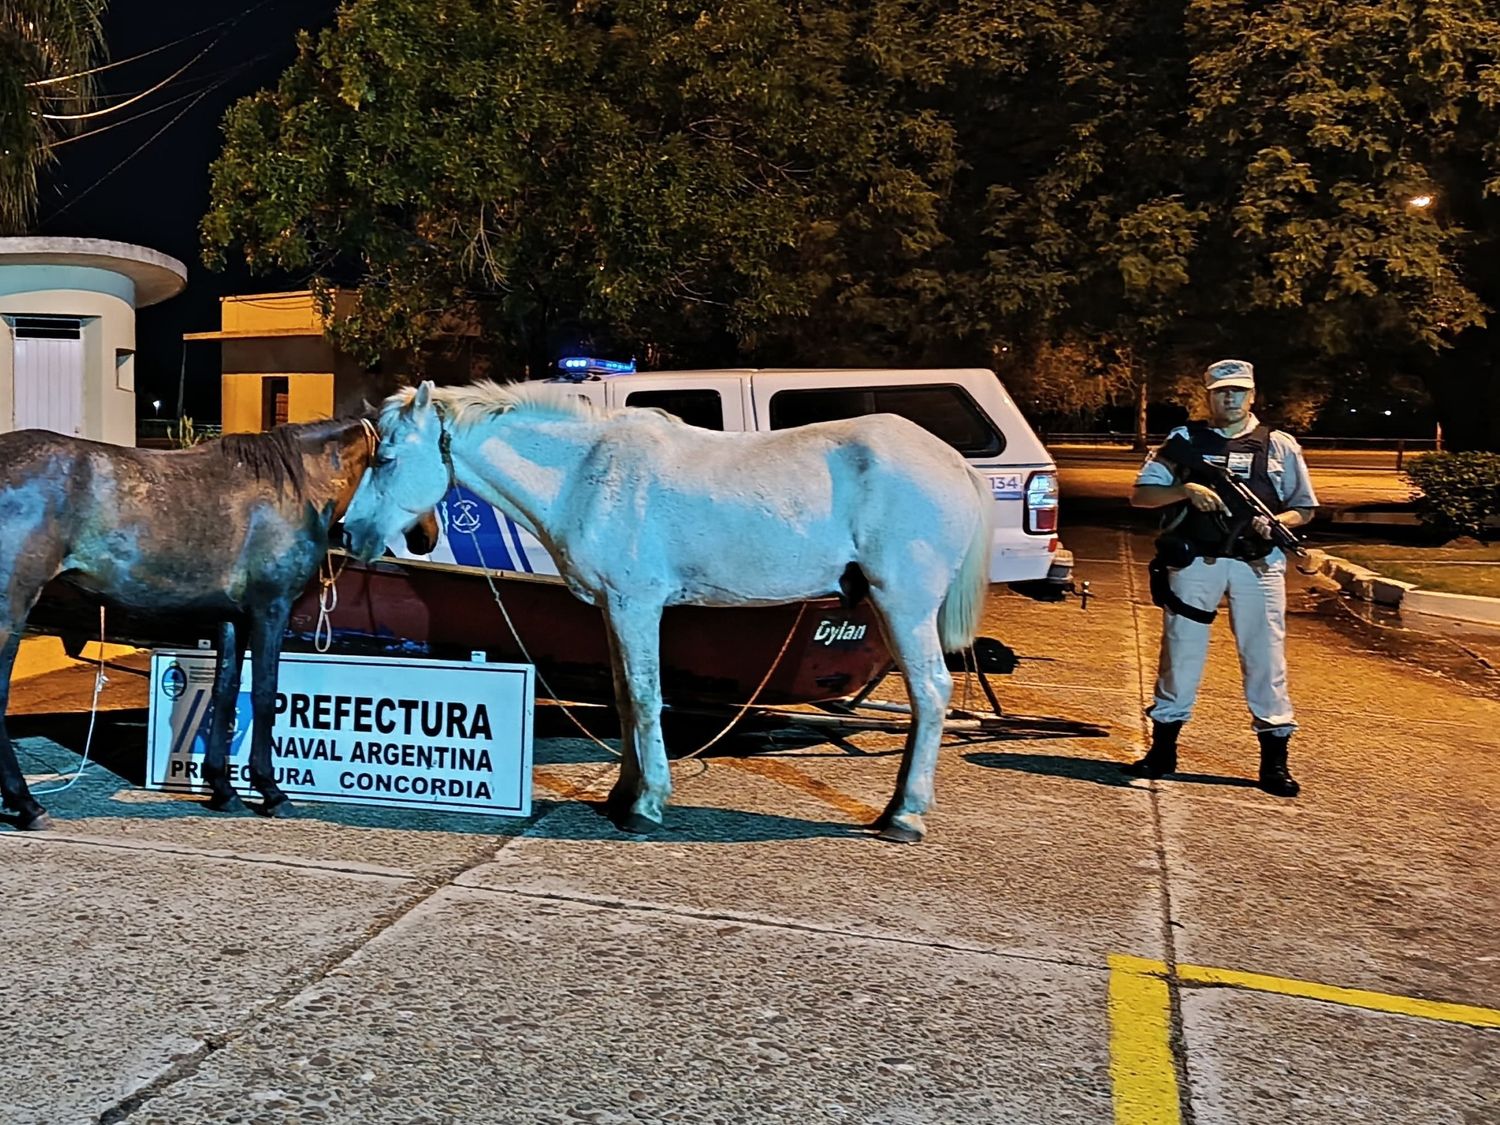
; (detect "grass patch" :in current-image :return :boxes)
[1331,543,1500,598]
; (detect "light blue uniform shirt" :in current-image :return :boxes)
[1135,415,1319,511]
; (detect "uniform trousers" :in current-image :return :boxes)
[1148,552,1296,736]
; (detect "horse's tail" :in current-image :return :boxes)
[937,469,995,652]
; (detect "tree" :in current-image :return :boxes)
[922,1,1216,445]
[1180,0,1500,447]
[203,0,965,375]
[921,0,1500,444]
[0,0,108,233]
[202,0,1500,449]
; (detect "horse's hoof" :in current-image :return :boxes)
[205,793,247,814]
[875,822,924,844]
[615,811,663,836]
[259,797,297,819]
[872,811,925,844]
[19,811,53,832]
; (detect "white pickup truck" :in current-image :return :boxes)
[404,365,1074,596]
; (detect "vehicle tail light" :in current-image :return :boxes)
[1024,470,1059,534]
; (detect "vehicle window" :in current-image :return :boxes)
[625,388,725,431]
[768,384,1004,456]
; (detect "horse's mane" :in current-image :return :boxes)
[206,414,366,496]
[381,380,604,435]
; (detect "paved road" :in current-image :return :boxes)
[2,525,1496,1124]
[1053,443,1430,473]
[1055,450,1415,512]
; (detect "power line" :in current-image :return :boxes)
[40,26,239,121]
[28,21,222,93]
[25,0,278,88]
[47,55,273,149]
[45,74,241,221]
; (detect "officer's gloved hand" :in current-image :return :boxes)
[1184,482,1229,513]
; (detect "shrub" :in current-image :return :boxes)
[171,415,204,448]
[1402,452,1500,542]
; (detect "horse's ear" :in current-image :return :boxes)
[412,380,434,411]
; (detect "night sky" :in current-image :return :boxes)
[36,0,341,422]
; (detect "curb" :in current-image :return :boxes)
[1306,548,1500,625]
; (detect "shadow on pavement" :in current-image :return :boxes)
[963,749,1256,790]
[963,749,1136,787]
[549,800,867,843]
[5,713,861,843]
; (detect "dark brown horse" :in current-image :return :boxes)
[0,414,434,830]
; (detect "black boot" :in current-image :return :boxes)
[1257,731,1301,797]
[1123,721,1181,779]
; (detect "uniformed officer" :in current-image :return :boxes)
[1123,359,1318,795]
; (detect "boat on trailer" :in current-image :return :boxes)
[285,554,892,709]
[279,553,1104,741]
[30,479,1105,742]
[28,551,889,708]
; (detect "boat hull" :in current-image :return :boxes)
[286,558,890,706]
[31,557,891,708]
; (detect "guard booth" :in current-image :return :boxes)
[0,237,186,446]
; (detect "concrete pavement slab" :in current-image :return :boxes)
[0,837,418,1125]
[1181,989,1500,1125]
[11,637,141,685]
[4,650,150,715]
[1161,695,1500,812]
[991,616,1144,694]
[1158,775,1498,1010]
[1149,627,1497,1011]
[457,742,1168,966]
[123,886,1118,1125]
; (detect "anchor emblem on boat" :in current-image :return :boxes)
[447,496,484,535]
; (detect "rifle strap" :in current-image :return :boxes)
[1148,556,1219,625]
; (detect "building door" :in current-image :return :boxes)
[9,316,85,435]
[262,376,289,429]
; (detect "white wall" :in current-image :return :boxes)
[0,285,137,446]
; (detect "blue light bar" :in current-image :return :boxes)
[556,356,636,376]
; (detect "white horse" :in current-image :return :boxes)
[343,380,993,843]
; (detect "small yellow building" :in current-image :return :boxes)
[187,289,492,433]
[184,289,391,434]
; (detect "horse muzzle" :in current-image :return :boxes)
[341,520,386,563]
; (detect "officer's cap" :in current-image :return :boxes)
[1204,359,1255,391]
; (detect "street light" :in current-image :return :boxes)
[151,399,161,415]
[1408,194,1434,209]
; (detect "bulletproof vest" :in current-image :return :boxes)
[1168,422,1283,555]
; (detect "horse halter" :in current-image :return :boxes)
[437,409,458,492]
[316,417,384,653]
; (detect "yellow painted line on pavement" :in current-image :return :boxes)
[1106,954,1500,1124]
[1177,963,1500,1028]
[1106,954,1182,1125]
[719,756,881,824]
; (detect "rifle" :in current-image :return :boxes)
[1156,434,1306,559]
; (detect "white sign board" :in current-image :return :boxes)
[147,650,533,817]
